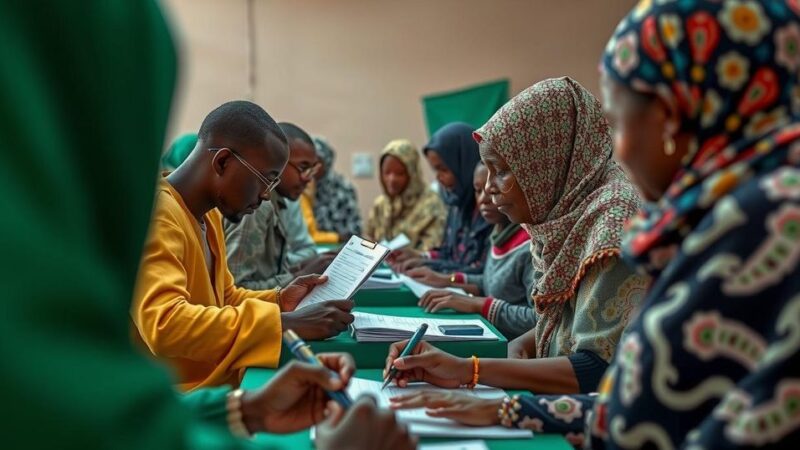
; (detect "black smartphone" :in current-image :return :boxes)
[437,324,484,336]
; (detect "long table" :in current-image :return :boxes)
[276,306,508,368]
[241,368,571,450]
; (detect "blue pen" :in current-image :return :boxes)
[283,329,353,408]
[381,323,428,390]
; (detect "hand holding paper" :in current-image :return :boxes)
[296,236,389,309]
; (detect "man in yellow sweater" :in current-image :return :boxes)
[132,101,355,391]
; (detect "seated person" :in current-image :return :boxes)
[384,78,648,396]
[388,122,492,273]
[132,102,354,391]
[365,139,447,250]
[408,161,537,339]
[304,136,362,240]
[225,122,334,290]
[4,3,414,448]
[300,183,341,244]
[384,3,800,447]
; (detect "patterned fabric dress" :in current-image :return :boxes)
[365,139,447,251]
[499,1,800,448]
[311,136,362,237]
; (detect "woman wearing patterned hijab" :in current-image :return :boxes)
[365,139,447,251]
[386,1,800,447]
[382,78,648,397]
[310,136,362,238]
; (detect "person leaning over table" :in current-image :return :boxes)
[406,161,538,339]
[385,1,800,448]
[385,76,649,398]
[0,1,414,449]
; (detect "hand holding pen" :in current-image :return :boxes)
[283,329,354,408]
[381,323,428,390]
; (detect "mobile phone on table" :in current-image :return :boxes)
[438,324,484,336]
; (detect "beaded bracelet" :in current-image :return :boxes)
[226,388,252,439]
[497,394,522,427]
[466,355,479,389]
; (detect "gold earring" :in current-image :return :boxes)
[663,136,676,156]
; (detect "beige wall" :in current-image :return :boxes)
[162,0,637,220]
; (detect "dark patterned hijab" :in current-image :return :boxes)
[603,0,800,276]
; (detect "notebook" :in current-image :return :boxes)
[296,236,389,309]
[350,312,498,342]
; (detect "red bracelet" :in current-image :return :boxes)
[481,297,494,318]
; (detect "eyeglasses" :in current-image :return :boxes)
[287,160,321,180]
[208,147,281,196]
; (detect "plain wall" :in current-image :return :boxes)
[161,0,638,220]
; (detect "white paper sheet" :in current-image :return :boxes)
[380,233,412,251]
[296,236,388,309]
[399,274,467,299]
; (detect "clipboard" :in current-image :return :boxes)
[295,235,390,309]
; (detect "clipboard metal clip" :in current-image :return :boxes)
[359,238,378,250]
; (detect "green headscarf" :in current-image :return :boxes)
[162,132,198,169]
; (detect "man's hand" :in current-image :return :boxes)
[294,254,336,277]
[240,353,356,434]
[280,274,329,311]
[316,396,417,450]
[281,300,355,340]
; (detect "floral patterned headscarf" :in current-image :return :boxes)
[603,0,800,275]
[474,77,642,308]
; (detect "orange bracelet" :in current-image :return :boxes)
[466,355,479,389]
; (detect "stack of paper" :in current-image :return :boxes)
[344,378,532,439]
[399,274,467,298]
[350,312,497,342]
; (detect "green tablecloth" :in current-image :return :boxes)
[241,368,571,450]
[276,306,508,368]
[353,286,419,307]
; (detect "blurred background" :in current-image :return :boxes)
[161,0,638,217]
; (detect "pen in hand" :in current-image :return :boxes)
[283,329,353,408]
[381,323,428,390]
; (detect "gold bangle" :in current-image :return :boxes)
[226,388,252,439]
[276,286,282,309]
